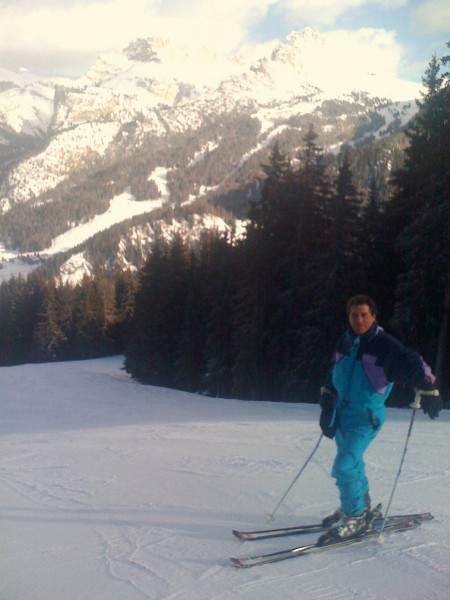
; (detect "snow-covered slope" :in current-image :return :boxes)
[1,356,448,599]
[0,69,53,137]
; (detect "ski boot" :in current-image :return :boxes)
[321,492,372,528]
[324,511,370,541]
[321,507,344,528]
[318,502,382,545]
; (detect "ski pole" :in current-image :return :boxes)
[378,389,438,536]
[267,433,323,522]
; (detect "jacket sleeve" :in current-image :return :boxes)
[376,333,436,387]
[322,334,346,392]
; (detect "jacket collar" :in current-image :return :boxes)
[348,322,380,345]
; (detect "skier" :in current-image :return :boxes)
[319,294,442,540]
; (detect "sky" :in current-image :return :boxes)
[0,1,449,83]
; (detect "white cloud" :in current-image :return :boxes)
[0,0,271,59]
[283,27,407,94]
[411,0,450,34]
[321,28,403,79]
[0,0,422,83]
[1,1,161,54]
[275,0,408,26]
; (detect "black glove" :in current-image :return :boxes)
[418,390,443,419]
[415,380,443,420]
[319,386,338,439]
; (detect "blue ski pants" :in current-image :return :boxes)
[332,416,381,516]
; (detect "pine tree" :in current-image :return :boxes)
[356,179,395,317]
[112,269,137,349]
[175,249,207,392]
[388,48,449,392]
[72,276,109,359]
[33,283,67,361]
[0,277,30,365]
[125,239,168,383]
[293,148,362,390]
[125,235,190,387]
[233,129,335,399]
[290,125,329,280]
[331,150,362,299]
[247,142,292,235]
[280,126,333,395]
[232,144,294,399]
[199,232,237,398]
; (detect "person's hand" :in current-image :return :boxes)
[417,389,443,419]
[319,385,335,410]
[415,380,443,419]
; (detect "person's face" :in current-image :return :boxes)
[348,304,376,336]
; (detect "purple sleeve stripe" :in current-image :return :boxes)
[361,354,390,395]
[334,352,343,366]
[420,358,436,384]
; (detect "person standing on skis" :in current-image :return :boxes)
[319,294,442,540]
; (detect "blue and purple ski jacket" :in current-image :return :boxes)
[328,323,435,429]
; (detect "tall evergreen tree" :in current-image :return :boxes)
[233,128,336,399]
[33,283,67,361]
[0,275,40,364]
[125,239,169,383]
[294,148,361,390]
[387,48,449,392]
[200,232,237,398]
[356,179,395,318]
[233,144,295,399]
[175,248,207,392]
[112,269,137,349]
[282,127,333,394]
[247,141,292,233]
[290,125,328,280]
[125,235,190,387]
[72,276,110,359]
[330,150,362,299]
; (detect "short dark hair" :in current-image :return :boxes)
[346,295,378,316]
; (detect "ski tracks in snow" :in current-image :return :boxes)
[1,357,449,600]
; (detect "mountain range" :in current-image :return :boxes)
[0,28,422,284]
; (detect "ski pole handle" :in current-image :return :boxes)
[410,391,422,409]
[410,388,440,409]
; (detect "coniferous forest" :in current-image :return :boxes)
[1,51,449,405]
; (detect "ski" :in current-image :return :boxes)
[232,511,433,541]
[230,519,422,568]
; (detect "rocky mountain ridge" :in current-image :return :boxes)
[0,29,421,283]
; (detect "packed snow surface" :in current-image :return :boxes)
[1,356,449,599]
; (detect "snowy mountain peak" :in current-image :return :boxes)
[124,38,165,63]
[271,28,324,65]
[285,27,324,47]
[79,35,243,95]
[0,28,424,283]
